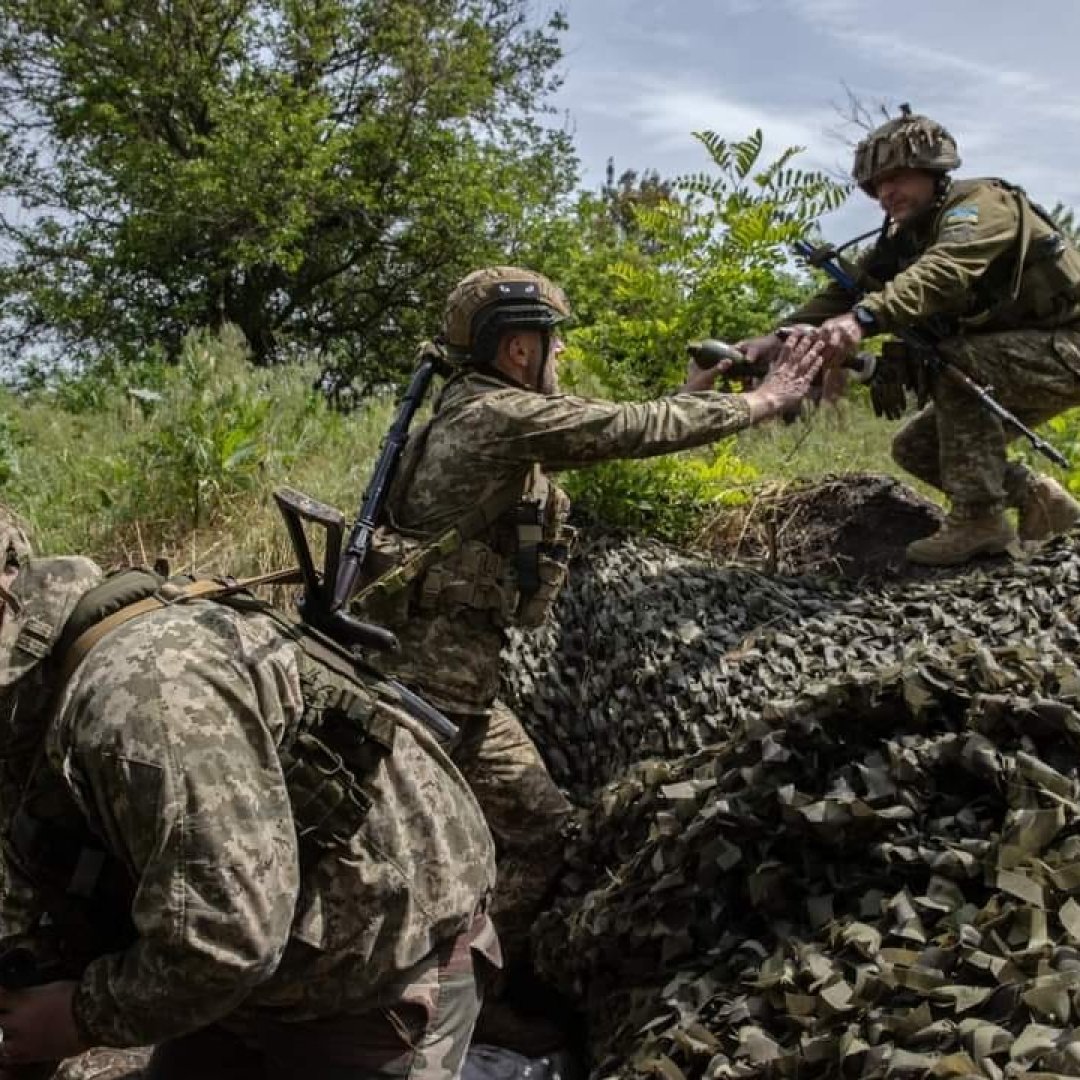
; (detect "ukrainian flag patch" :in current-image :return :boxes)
[943,205,980,225]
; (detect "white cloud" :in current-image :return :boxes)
[571,73,837,163]
[555,0,1080,225]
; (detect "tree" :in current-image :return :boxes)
[549,130,849,400]
[0,0,575,385]
[1050,203,1080,247]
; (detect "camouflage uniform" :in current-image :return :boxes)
[0,556,499,1079]
[791,115,1080,561]
[358,326,761,948]
[792,177,1080,517]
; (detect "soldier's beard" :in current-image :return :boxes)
[540,362,560,395]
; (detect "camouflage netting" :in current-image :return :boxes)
[42,478,1080,1080]
[501,498,1080,1078]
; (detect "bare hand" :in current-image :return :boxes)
[0,981,87,1066]
[744,335,827,422]
[814,313,864,365]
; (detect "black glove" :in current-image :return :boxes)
[880,339,936,410]
[911,350,935,408]
[869,353,907,419]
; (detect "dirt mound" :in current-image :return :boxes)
[502,490,1039,797]
[706,473,943,582]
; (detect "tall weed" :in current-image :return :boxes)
[2,327,395,574]
[564,442,758,542]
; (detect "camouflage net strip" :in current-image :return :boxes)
[503,534,1079,796]
[505,535,1080,1078]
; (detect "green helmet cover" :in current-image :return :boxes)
[442,266,571,361]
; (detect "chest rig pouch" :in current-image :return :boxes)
[414,467,575,629]
[507,467,575,627]
[278,643,398,850]
[356,467,576,631]
[55,569,404,853]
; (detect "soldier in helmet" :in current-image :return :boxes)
[351,265,825,1036]
[0,515,499,1078]
[740,111,1080,566]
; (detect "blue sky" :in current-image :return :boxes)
[551,0,1080,244]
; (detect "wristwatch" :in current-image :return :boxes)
[852,305,878,335]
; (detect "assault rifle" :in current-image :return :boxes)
[271,344,458,740]
[793,239,1068,468]
[331,347,447,613]
[273,344,446,649]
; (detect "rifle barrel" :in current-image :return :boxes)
[332,356,441,612]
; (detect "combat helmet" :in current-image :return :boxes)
[0,556,103,729]
[852,108,961,195]
[442,266,571,362]
[0,505,32,571]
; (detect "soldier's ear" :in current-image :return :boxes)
[496,331,531,378]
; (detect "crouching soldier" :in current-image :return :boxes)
[0,511,498,1080]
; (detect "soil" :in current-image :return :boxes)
[704,472,944,582]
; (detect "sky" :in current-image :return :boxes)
[550,0,1080,245]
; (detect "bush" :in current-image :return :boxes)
[137,328,271,529]
[0,403,20,487]
[563,443,758,542]
[1040,408,1080,493]
[2,326,397,571]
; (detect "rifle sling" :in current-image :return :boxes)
[352,472,532,609]
[59,569,302,685]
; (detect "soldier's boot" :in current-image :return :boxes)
[905,508,1016,567]
[1017,476,1080,543]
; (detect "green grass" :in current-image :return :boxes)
[736,390,944,502]
[2,330,397,575]
[7,331,1080,573]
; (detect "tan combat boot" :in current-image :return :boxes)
[1017,476,1080,543]
[906,509,1017,567]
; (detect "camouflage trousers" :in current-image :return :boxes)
[892,327,1080,513]
[448,699,572,963]
[143,918,494,1080]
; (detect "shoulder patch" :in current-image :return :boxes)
[943,205,980,225]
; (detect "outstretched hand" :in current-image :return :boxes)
[681,355,724,393]
[735,331,783,368]
[813,312,864,365]
[744,334,827,422]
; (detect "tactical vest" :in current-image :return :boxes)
[871,178,1080,333]
[4,569,427,966]
[357,464,576,632]
[954,178,1080,328]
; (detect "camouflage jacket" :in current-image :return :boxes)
[791,177,1080,335]
[362,368,756,712]
[33,599,496,1047]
